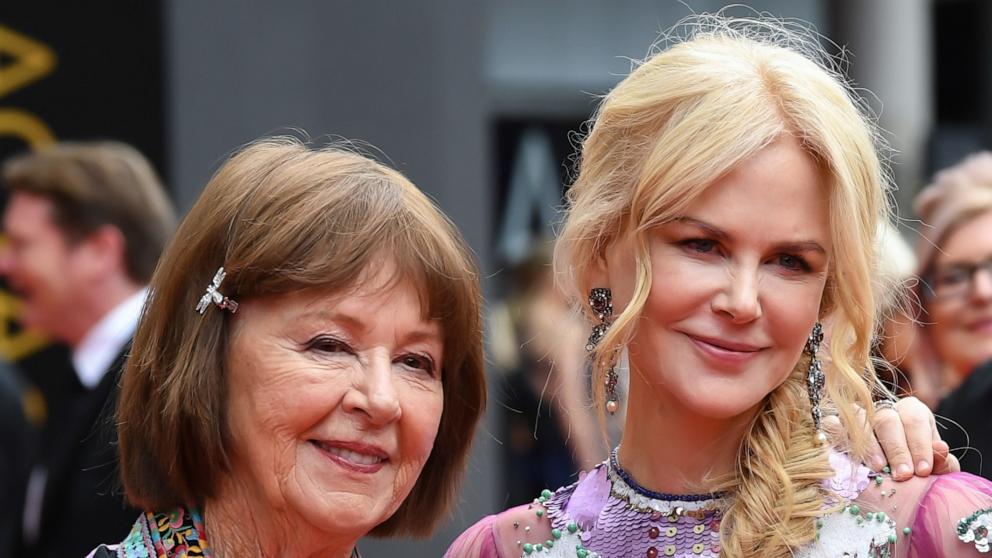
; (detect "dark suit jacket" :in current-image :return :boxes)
[937,359,992,481]
[24,346,140,558]
[0,363,32,558]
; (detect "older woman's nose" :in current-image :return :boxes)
[348,358,402,426]
[971,268,992,302]
[712,267,762,323]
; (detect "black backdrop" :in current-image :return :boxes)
[0,2,165,426]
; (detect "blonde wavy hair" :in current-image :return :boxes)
[554,16,893,558]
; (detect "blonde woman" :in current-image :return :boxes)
[447,16,992,558]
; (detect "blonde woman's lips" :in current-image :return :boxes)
[685,333,765,365]
[310,440,389,474]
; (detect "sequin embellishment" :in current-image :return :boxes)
[957,507,992,553]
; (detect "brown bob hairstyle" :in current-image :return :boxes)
[118,137,486,537]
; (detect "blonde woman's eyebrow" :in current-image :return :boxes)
[672,216,729,240]
[673,216,826,255]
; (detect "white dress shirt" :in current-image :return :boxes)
[71,288,147,389]
[23,288,148,545]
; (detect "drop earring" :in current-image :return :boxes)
[586,288,619,414]
[805,322,827,444]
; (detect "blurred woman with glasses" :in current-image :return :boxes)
[914,152,992,478]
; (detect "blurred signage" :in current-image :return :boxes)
[0,4,164,423]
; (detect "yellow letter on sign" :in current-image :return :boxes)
[0,25,57,98]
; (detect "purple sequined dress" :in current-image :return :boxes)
[446,449,992,558]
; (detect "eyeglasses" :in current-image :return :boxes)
[927,257,992,300]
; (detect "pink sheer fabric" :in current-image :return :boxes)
[445,465,992,557]
[445,514,504,558]
[858,472,992,557]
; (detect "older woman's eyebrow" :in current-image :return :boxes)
[673,216,827,255]
[295,308,441,343]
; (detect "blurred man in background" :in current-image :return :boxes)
[0,360,31,558]
[0,142,175,558]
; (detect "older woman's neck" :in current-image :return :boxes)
[205,480,358,558]
[617,377,757,496]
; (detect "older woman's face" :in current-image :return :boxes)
[927,209,992,379]
[224,268,444,537]
[605,136,830,420]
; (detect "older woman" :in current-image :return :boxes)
[914,153,992,478]
[448,16,992,558]
[88,139,485,557]
[912,153,992,404]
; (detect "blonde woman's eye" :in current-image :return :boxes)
[682,239,716,253]
[777,254,810,272]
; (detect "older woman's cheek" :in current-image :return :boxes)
[390,386,444,506]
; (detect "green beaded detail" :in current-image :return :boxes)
[567,521,579,534]
[523,542,533,554]
[552,528,562,539]
[903,527,912,536]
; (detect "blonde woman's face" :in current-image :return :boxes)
[606,136,831,421]
[927,209,992,379]
[223,267,444,539]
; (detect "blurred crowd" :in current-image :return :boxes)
[1,139,992,554]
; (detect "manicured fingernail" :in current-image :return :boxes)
[918,460,930,472]
[896,464,913,477]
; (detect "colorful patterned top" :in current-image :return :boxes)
[445,449,992,558]
[86,507,364,557]
[86,507,210,558]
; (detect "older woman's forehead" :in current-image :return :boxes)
[281,281,443,336]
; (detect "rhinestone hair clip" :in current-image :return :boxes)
[195,267,239,314]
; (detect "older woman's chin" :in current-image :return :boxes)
[282,484,402,535]
[282,457,426,535]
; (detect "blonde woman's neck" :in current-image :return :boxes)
[617,373,757,496]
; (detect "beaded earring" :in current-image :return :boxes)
[586,288,619,414]
[805,322,827,444]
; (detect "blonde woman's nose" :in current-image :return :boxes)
[712,267,762,324]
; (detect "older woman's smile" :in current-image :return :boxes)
[310,439,390,472]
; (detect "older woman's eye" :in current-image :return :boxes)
[305,335,352,354]
[398,354,436,376]
[936,267,970,287]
